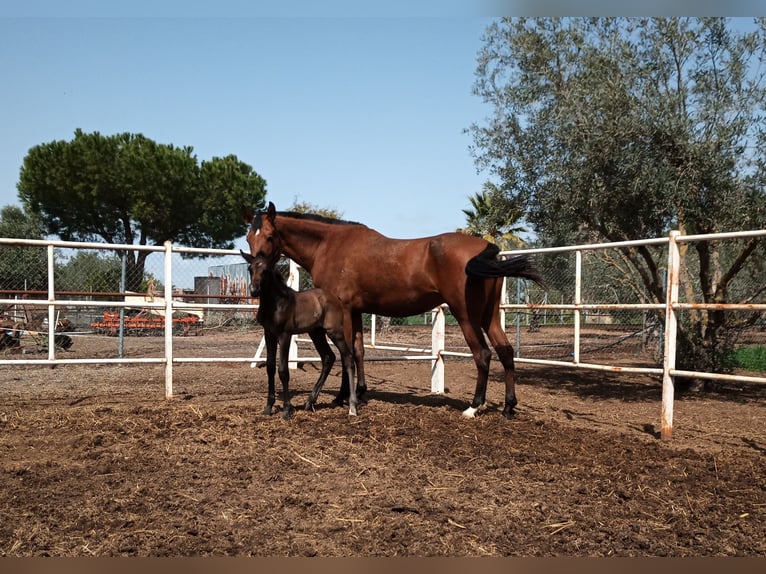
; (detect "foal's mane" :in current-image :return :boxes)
[262,265,296,299]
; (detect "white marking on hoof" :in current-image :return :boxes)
[462,403,486,418]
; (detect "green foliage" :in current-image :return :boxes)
[731,345,766,372]
[17,129,268,290]
[471,18,766,245]
[18,129,267,247]
[460,182,528,249]
[55,251,124,293]
[0,205,47,291]
[287,196,344,219]
[469,17,766,377]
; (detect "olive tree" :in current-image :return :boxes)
[469,17,766,377]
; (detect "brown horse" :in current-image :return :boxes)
[241,251,358,418]
[243,202,545,419]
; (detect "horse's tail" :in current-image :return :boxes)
[465,244,547,289]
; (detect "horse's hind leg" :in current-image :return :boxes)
[453,280,501,418]
[305,330,335,411]
[453,313,492,418]
[484,285,518,419]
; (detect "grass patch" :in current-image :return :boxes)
[732,345,766,372]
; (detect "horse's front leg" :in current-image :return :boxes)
[351,311,367,401]
[335,337,358,417]
[335,310,366,405]
[277,333,293,420]
[263,333,278,416]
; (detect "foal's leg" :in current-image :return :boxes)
[305,330,335,411]
[277,333,294,420]
[263,331,278,416]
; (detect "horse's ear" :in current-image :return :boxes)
[240,249,253,263]
[241,205,254,223]
[266,201,276,222]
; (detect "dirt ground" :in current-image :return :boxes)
[0,327,764,557]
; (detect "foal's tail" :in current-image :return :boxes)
[465,244,547,289]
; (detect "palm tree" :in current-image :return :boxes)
[460,182,528,249]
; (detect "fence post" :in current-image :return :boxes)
[431,305,445,393]
[47,244,55,362]
[661,230,681,440]
[500,277,507,333]
[515,277,522,359]
[164,240,174,400]
[118,251,126,358]
[287,259,299,369]
[573,250,582,364]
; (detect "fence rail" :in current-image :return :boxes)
[2,229,765,440]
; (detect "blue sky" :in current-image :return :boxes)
[2,2,762,252]
[1,14,499,244]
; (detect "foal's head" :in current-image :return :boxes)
[240,251,282,298]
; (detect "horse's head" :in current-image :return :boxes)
[243,201,281,264]
[240,250,275,298]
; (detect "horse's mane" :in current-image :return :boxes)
[276,210,367,228]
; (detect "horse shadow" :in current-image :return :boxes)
[296,386,472,413]
[289,366,472,412]
[512,364,766,405]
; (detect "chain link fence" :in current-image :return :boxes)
[1,233,765,382]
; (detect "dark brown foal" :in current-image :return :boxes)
[241,251,358,419]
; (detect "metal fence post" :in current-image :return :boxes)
[573,249,582,364]
[118,251,126,358]
[164,240,174,400]
[47,244,55,362]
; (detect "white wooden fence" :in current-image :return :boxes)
[2,229,765,440]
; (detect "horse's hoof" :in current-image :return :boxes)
[331,397,345,408]
[462,403,486,418]
[262,406,274,416]
[348,405,358,416]
[304,401,316,412]
[501,406,516,419]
